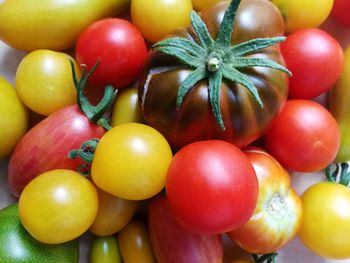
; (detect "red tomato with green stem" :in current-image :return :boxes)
[75,18,148,89]
[263,99,340,173]
[280,28,344,99]
[8,62,117,196]
[166,140,259,235]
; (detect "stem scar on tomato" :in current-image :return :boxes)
[153,0,292,130]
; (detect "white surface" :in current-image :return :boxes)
[1,15,350,263]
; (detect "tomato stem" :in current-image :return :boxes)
[69,59,117,130]
[325,162,350,187]
[68,138,99,177]
[253,252,278,263]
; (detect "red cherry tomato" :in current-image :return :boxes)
[331,0,350,28]
[75,18,148,89]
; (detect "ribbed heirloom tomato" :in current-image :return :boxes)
[139,0,290,149]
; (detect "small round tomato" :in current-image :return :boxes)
[281,28,344,99]
[89,187,138,236]
[19,169,98,244]
[264,100,340,172]
[271,0,334,33]
[0,76,28,160]
[331,0,350,28]
[191,0,223,11]
[131,0,192,43]
[166,140,258,235]
[228,148,302,254]
[75,18,148,89]
[299,182,350,259]
[111,85,144,127]
[91,123,173,200]
[16,49,80,116]
[90,236,122,263]
[118,220,156,263]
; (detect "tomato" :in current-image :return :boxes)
[281,28,344,99]
[148,196,223,263]
[75,18,148,89]
[118,220,156,263]
[15,50,80,116]
[131,0,192,43]
[264,100,340,172]
[0,0,129,51]
[271,0,334,33]
[90,236,122,263]
[139,0,289,149]
[0,76,28,160]
[228,148,302,254]
[331,0,350,28]
[91,123,173,200]
[19,169,98,244]
[299,182,350,259]
[329,45,350,162]
[111,85,144,127]
[0,203,79,262]
[166,140,258,235]
[89,187,138,236]
[191,0,223,11]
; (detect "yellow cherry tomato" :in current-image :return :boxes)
[271,0,334,33]
[90,236,122,263]
[131,0,193,43]
[118,220,156,263]
[0,0,130,51]
[19,169,98,244]
[91,123,173,200]
[90,187,138,236]
[299,182,350,259]
[192,0,223,11]
[0,76,28,159]
[111,86,144,127]
[16,50,80,116]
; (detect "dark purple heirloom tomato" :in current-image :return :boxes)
[139,0,290,149]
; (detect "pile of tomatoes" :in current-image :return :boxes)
[1,0,350,262]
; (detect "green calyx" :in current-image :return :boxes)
[69,59,117,131]
[153,0,292,130]
[253,253,278,263]
[326,162,350,187]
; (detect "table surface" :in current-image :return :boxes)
[1,15,350,263]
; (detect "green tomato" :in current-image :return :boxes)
[0,76,28,160]
[90,236,122,263]
[0,0,130,51]
[16,50,80,116]
[0,203,79,263]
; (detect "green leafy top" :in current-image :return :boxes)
[153,0,292,130]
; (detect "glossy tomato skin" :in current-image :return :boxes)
[331,0,350,28]
[281,28,344,99]
[299,182,350,259]
[228,148,302,254]
[191,0,223,11]
[264,100,340,172]
[166,140,258,235]
[75,18,148,89]
[90,236,122,263]
[139,0,288,149]
[8,105,105,197]
[19,169,98,244]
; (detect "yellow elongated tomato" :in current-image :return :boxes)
[91,123,173,200]
[118,220,156,263]
[16,50,80,116]
[299,182,350,259]
[131,0,193,43]
[90,236,122,263]
[0,0,130,51]
[111,86,144,127]
[192,0,224,11]
[0,76,28,160]
[90,187,138,236]
[271,0,333,33]
[228,148,302,254]
[19,169,98,244]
